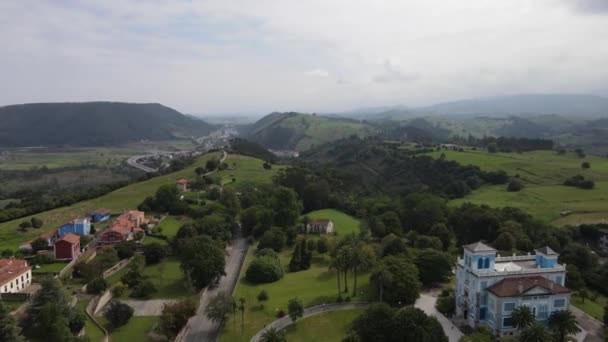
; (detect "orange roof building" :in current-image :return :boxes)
[0,258,32,293]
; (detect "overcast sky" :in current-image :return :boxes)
[1,0,607,115]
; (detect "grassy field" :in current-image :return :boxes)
[97,315,159,341]
[32,262,68,274]
[306,209,362,236]
[157,216,189,239]
[0,152,221,251]
[282,309,363,342]
[426,149,608,224]
[214,154,284,188]
[219,245,372,341]
[76,300,105,342]
[571,292,607,320]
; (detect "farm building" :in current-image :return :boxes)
[0,258,32,293]
[176,178,189,191]
[98,210,146,246]
[58,218,91,237]
[90,208,111,222]
[54,233,81,260]
[20,229,59,251]
[306,219,334,234]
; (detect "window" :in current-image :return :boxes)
[484,258,490,269]
[478,258,483,269]
[554,299,566,308]
[503,302,516,313]
[555,276,563,285]
[480,307,487,320]
[538,305,548,320]
[503,317,513,327]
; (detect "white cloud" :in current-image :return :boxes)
[0,0,606,113]
[305,69,330,78]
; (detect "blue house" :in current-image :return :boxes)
[90,209,111,223]
[58,218,91,237]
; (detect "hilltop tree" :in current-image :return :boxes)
[30,217,43,228]
[179,235,226,289]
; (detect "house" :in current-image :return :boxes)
[0,258,32,293]
[98,210,146,246]
[176,178,189,191]
[455,242,570,337]
[306,219,334,234]
[54,233,81,260]
[58,218,91,237]
[90,208,111,223]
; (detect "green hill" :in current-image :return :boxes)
[245,112,377,151]
[0,102,214,147]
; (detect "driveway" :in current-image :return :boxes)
[415,293,463,342]
[180,235,248,342]
[570,305,604,342]
[120,299,176,316]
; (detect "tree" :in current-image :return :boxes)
[114,240,137,259]
[493,231,516,252]
[30,237,48,252]
[548,310,581,342]
[206,158,219,171]
[370,264,392,302]
[511,305,534,330]
[487,142,498,153]
[257,290,269,308]
[507,179,524,192]
[603,305,608,325]
[68,309,86,334]
[378,255,421,306]
[329,258,342,299]
[307,239,316,252]
[351,241,376,296]
[86,277,108,294]
[0,301,22,341]
[429,223,452,250]
[578,288,589,303]
[520,322,553,342]
[287,297,304,323]
[392,307,448,342]
[435,292,455,317]
[336,245,355,293]
[19,220,32,230]
[130,280,158,298]
[259,327,286,342]
[205,292,234,324]
[238,297,246,335]
[414,249,452,286]
[565,265,585,291]
[258,228,286,252]
[317,236,329,254]
[25,277,73,339]
[179,235,226,289]
[582,161,591,169]
[143,242,166,264]
[159,299,197,338]
[245,256,283,283]
[351,303,396,342]
[104,301,134,327]
[30,217,43,228]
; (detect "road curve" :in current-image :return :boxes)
[250,303,370,342]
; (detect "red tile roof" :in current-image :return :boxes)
[93,208,110,215]
[176,178,189,185]
[0,258,30,286]
[57,233,80,245]
[487,276,570,297]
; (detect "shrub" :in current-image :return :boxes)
[435,293,456,317]
[104,301,134,327]
[507,179,523,192]
[30,217,44,229]
[245,256,283,283]
[112,283,127,297]
[86,277,108,294]
[257,228,286,252]
[256,248,279,259]
[277,309,286,318]
[130,280,157,298]
[159,299,197,338]
[114,241,137,259]
[582,161,591,169]
[143,242,166,264]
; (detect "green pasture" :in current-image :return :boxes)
[97,315,158,341]
[0,152,220,251]
[305,209,362,236]
[426,149,608,225]
[220,245,372,341]
[214,154,284,188]
[283,309,363,342]
[157,216,189,239]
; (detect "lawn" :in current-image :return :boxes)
[76,300,105,342]
[0,152,221,251]
[157,216,189,239]
[32,262,68,274]
[426,149,608,224]
[219,245,372,341]
[97,315,159,341]
[282,309,363,342]
[571,292,607,321]
[213,154,284,188]
[306,209,362,236]
[109,257,196,300]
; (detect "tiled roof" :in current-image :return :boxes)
[57,233,80,245]
[176,178,189,185]
[487,276,570,297]
[463,241,496,253]
[0,258,30,285]
[535,246,558,256]
[93,208,110,215]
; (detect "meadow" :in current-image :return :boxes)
[282,309,363,342]
[306,209,362,236]
[426,149,608,224]
[0,152,220,251]
[220,210,370,341]
[213,154,284,188]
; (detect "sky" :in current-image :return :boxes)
[1,0,607,115]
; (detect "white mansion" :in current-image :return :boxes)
[455,242,571,337]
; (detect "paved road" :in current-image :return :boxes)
[126,154,158,173]
[570,305,604,342]
[181,235,248,342]
[120,299,177,316]
[250,303,370,342]
[414,293,463,342]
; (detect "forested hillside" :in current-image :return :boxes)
[244,112,376,151]
[0,102,214,147]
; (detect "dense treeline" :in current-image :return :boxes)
[228,137,277,162]
[452,135,554,152]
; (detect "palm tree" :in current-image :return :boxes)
[336,245,354,293]
[329,258,341,299]
[520,322,553,342]
[260,327,286,342]
[370,264,392,302]
[548,310,581,342]
[511,305,535,330]
[238,297,246,335]
[351,241,376,297]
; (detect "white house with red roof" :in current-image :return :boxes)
[306,219,334,234]
[176,178,189,191]
[0,258,32,293]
